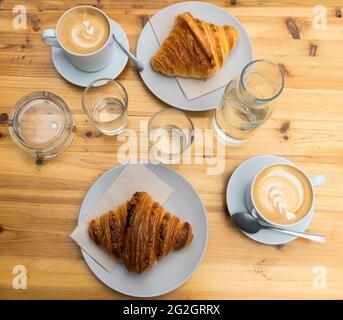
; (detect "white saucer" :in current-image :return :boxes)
[226,155,314,245]
[51,19,129,87]
[136,1,253,111]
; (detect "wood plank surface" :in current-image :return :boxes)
[1,0,343,299]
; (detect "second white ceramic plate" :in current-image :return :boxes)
[78,163,208,297]
[136,1,253,111]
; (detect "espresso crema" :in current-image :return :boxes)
[58,7,110,54]
[252,164,313,225]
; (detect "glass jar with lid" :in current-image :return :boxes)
[6,91,76,161]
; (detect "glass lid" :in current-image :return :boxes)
[8,92,75,159]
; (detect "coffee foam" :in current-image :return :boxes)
[253,164,313,225]
[70,20,106,49]
[58,7,110,54]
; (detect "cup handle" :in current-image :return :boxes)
[42,29,61,48]
[310,175,327,187]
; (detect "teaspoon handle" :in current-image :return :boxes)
[267,226,326,243]
[113,35,144,72]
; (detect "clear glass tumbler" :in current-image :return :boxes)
[213,60,284,145]
[148,109,194,164]
[82,78,128,136]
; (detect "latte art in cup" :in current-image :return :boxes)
[58,7,110,54]
[252,164,313,225]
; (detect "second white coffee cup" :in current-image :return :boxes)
[245,162,326,228]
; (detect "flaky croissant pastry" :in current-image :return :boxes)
[89,192,193,273]
[151,12,238,79]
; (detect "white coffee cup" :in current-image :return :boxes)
[245,163,326,228]
[42,5,114,72]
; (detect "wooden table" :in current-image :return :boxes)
[1,0,343,300]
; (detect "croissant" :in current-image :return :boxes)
[151,12,238,79]
[89,192,193,273]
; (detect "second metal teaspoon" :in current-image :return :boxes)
[232,212,326,243]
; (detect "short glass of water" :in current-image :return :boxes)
[148,109,194,164]
[213,60,284,145]
[82,78,128,135]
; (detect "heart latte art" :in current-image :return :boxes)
[252,164,313,225]
[58,7,110,54]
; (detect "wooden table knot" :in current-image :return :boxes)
[309,43,318,57]
[0,113,9,124]
[139,14,151,29]
[21,36,33,50]
[84,131,102,139]
[28,14,41,32]
[285,17,300,39]
[280,121,290,134]
[93,0,104,9]
[277,63,290,77]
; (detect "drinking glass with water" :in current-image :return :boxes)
[213,60,284,145]
[148,109,194,164]
[82,78,128,136]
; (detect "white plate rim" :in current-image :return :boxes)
[136,1,253,111]
[78,163,208,297]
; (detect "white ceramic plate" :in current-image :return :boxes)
[226,155,314,245]
[136,1,253,111]
[78,163,208,297]
[51,19,129,87]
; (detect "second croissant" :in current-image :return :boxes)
[89,192,193,273]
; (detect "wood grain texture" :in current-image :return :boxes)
[1,0,343,299]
